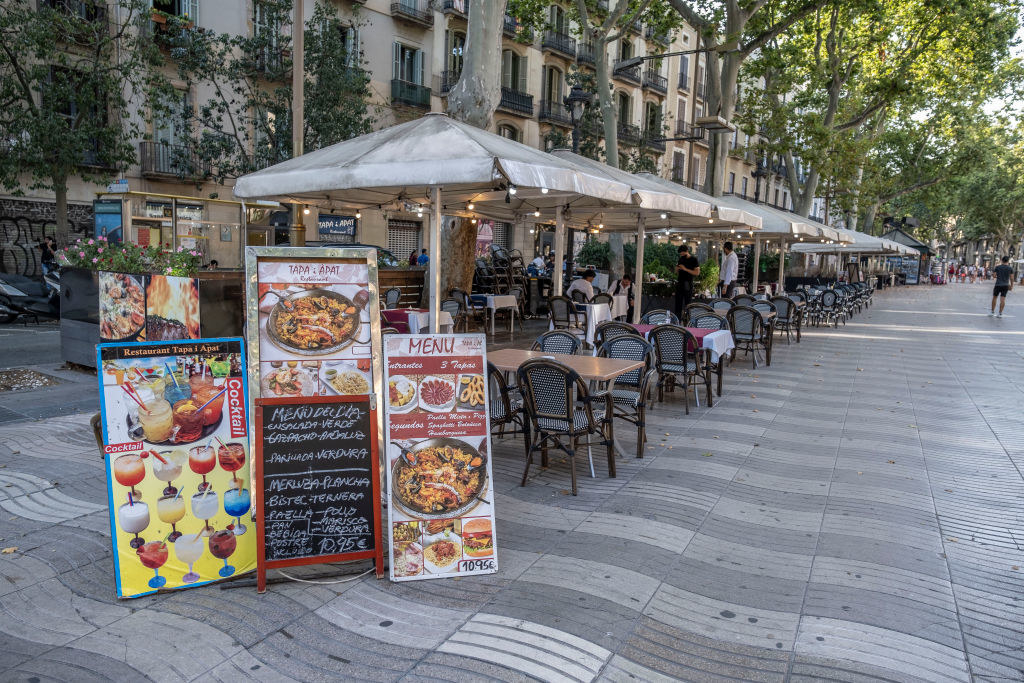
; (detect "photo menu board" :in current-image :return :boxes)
[97,338,254,599]
[244,247,384,587]
[383,334,498,581]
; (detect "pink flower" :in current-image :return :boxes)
[79,251,86,257]
[88,239,94,245]
[97,248,104,254]
[91,257,98,263]
[165,267,173,274]
[99,236,107,241]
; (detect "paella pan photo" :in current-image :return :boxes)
[257,284,371,359]
[390,438,490,519]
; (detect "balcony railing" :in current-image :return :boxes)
[643,128,666,151]
[627,18,642,34]
[538,99,571,126]
[502,14,518,37]
[391,1,433,27]
[678,73,689,91]
[441,0,466,15]
[542,31,576,58]
[576,42,595,66]
[612,62,641,85]
[42,0,107,23]
[498,87,533,116]
[645,26,670,45]
[671,164,686,183]
[695,82,706,99]
[674,120,705,141]
[617,123,641,146]
[642,70,667,94]
[140,141,207,179]
[391,79,431,108]
[438,69,460,95]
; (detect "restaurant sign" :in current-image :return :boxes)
[318,215,357,238]
[383,334,498,581]
[97,337,255,598]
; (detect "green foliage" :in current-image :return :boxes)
[576,238,679,281]
[543,68,604,160]
[698,259,720,295]
[0,0,160,236]
[59,236,202,276]
[155,0,373,181]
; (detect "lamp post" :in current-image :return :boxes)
[752,153,769,204]
[563,85,593,154]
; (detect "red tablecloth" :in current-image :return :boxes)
[382,308,427,334]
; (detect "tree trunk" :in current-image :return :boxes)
[862,202,880,235]
[443,0,506,295]
[445,0,506,128]
[702,46,740,197]
[440,217,479,300]
[593,37,624,280]
[54,176,70,245]
[846,164,864,231]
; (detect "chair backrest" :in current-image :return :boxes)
[788,291,806,303]
[640,308,678,325]
[752,300,776,315]
[649,324,697,375]
[684,303,713,325]
[532,330,582,355]
[570,289,589,304]
[487,362,514,425]
[820,290,838,308]
[727,305,763,338]
[384,287,402,308]
[689,312,729,331]
[734,294,757,306]
[548,296,579,328]
[440,297,462,319]
[770,296,793,320]
[708,297,733,312]
[518,359,589,429]
[381,326,400,335]
[598,334,653,390]
[591,292,613,306]
[595,321,640,348]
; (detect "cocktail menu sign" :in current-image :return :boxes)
[97,337,255,599]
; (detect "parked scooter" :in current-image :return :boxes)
[0,272,59,323]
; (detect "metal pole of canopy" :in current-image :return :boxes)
[752,235,761,293]
[553,205,565,296]
[429,185,441,333]
[633,216,645,324]
[777,238,786,294]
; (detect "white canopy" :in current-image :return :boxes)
[711,197,843,243]
[637,173,763,232]
[791,228,912,255]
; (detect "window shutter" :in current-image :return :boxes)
[517,55,527,93]
[393,42,400,80]
[186,0,199,25]
[414,49,423,86]
[501,50,512,88]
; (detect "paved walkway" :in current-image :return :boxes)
[1,282,1023,681]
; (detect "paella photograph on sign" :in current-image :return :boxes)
[255,259,373,398]
[383,334,498,581]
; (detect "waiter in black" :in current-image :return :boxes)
[675,245,700,319]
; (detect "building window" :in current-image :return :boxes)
[393,43,424,85]
[387,220,422,261]
[741,177,748,197]
[549,4,567,33]
[153,0,199,22]
[501,50,528,92]
[543,65,563,103]
[497,124,521,142]
[774,188,780,205]
[336,24,361,68]
[446,30,465,74]
[253,1,282,66]
[619,38,633,62]
[154,89,190,146]
[691,154,699,184]
[644,101,661,136]
[679,54,689,89]
[728,172,735,193]
[617,92,631,125]
[676,97,686,122]
[672,151,685,180]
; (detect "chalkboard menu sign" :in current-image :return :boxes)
[254,396,383,590]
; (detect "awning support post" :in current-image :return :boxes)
[633,216,645,324]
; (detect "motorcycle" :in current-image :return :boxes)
[0,272,59,323]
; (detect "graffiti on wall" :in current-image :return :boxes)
[0,198,92,277]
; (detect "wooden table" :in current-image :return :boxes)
[488,348,644,382]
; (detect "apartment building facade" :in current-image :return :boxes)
[4,0,795,270]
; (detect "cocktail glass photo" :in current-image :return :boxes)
[163,377,191,405]
[117,499,149,549]
[137,397,173,443]
[112,453,146,500]
[218,441,246,487]
[208,529,237,577]
[194,385,224,426]
[157,493,186,541]
[223,487,251,535]
[172,399,204,443]
[174,533,204,583]
[189,368,214,395]
[188,444,216,491]
[191,490,219,537]
[137,540,169,589]
[152,449,185,495]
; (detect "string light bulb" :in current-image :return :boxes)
[660,212,667,220]
[598,223,604,229]
[467,202,475,210]
[471,217,477,224]
[302,207,310,215]
[540,187,549,194]
[534,210,541,217]
[355,211,361,219]
[507,184,517,195]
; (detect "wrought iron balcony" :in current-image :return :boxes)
[391,1,433,28]
[627,18,642,34]
[612,62,641,85]
[643,128,666,151]
[140,141,207,180]
[642,70,667,94]
[438,70,460,95]
[542,31,576,59]
[498,87,533,116]
[617,123,641,146]
[645,26,670,45]
[441,0,465,16]
[502,14,518,37]
[391,79,431,108]
[695,82,706,99]
[674,120,705,141]
[538,99,571,126]
[576,42,596,66]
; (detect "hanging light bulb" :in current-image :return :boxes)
[708,217,714,223]
[467,202,475,210]
[303,207,310,215]
[730,229,735,234]
[355,211,362,219]
[749,231,754,236]
[529,228,535,234]
[660,212,667,220]
[540,187,549,194]
[507,184,517,195]
[598,223,604,229]
[471,217,477,224]
[533,210,541,217]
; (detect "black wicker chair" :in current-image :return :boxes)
[531,330,583,355]
[639,309,678,325]
[548,295,587,343]
[687,312,730,397]
[488,361,525,441]
[650,324,711,414]
[383,287,402,309]
[597,335,658,457]
[594,320,640,348]
[770,295,799,344]
[727,305,769,368]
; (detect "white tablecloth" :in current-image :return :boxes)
[702,329,735,363]
[610,295,629,319]
[407,311,454,334]
[486,294,519,335]
[579,302,611,344]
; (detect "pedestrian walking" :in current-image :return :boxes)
[674,245,700,318]
[38,236,56,275]
[990,256,1013,317]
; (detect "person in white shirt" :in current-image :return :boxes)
[531,255,546,271]
[608,274,635,320]
[720,242,739,297]
[566,270,596,302]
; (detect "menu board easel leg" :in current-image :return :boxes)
[257,565,267,593]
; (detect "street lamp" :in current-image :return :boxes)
[752,153,769,204]
[563,85,593,154]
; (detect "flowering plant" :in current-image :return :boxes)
[59,237,202,276]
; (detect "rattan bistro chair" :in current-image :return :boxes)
[727,305,769,368]
[517,358,614,496]
[440,298,464,332]
[770,295,799,344]
[639,309,678,325]
[531,330,582,355]
[591,292,613,307]
[597,335,657,457]
[451,287,487,332]
[708,297,734,314]
[383,287,402,309]
[488,361,525,441]
[548,295,587,344]
[687,312,729,397]
[684,302,713,325]
[650,324,711,414]
[594,320,640,348]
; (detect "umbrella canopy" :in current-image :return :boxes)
[637,173,763,233]
[790,228,907,255]
[712,197,842,243]
[233,113,632,213]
